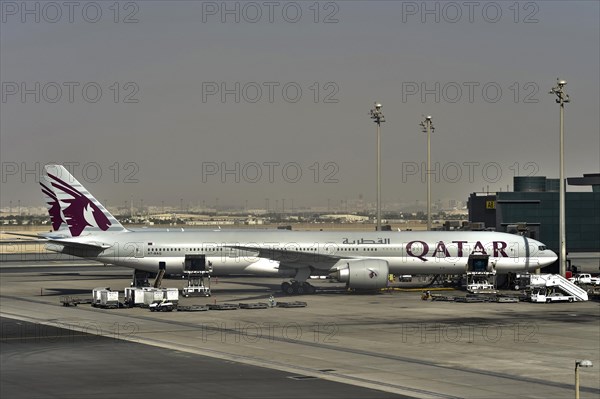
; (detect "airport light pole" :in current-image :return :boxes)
[574,360,593,399]
[420,115,435,231]
[549,79,570,276]
[370,102,385,231]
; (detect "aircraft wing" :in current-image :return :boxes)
[226,244,348,271]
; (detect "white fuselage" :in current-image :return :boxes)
[47,229,558,276]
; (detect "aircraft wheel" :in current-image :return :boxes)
[568,297,574,303]
[296,284,305,295]
[281,282,291,294]
[303,282,316,295]
[283,282,296,295]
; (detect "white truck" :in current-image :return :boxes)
[568,274,600,285]
[149,299,175,312]
[530,287,576,303]
[529,274,588,302]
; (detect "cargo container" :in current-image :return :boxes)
[91,287,119,309]
[124,287,144,307]
[92,287,108,306]
[100,290,119,308]
[142,288,164,306]
[162,287,179,304]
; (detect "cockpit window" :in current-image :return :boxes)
[538,246,547,251]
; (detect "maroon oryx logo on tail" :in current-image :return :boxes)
[40,181,64,231]
[47,172,112,236]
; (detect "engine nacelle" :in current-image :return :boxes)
[332,259,389,290]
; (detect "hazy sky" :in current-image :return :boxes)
[1,1,599,210]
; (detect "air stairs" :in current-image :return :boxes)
[530,274,588,301]
[153,268,166,288]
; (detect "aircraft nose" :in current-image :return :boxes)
[547,250,558,265]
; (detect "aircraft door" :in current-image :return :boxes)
[184,254,206,271]
[134,243,145,258]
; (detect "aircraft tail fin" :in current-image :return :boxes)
[43,165,125,237]
[39,174,67,232]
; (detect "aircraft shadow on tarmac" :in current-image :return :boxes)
[43,288,106,296]
[39,272,131,279]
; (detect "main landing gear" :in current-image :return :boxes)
[281,281,316,295]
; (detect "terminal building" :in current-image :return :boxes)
[468,174,600,273]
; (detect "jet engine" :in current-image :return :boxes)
[332,259,389,290]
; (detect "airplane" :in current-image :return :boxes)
[11,165,558,295]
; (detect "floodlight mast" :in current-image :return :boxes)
[370,102,385,231]
[549,78,570,277]
[420,116,435,231]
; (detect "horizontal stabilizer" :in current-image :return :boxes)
[47,238,113,250]
[1,232,48,239]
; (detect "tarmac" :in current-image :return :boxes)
[1,261,599,398]
[1,316,401,399]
